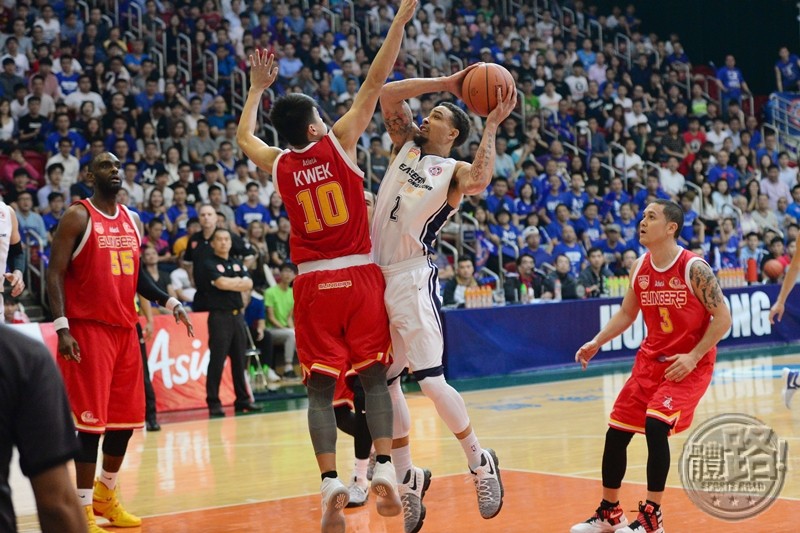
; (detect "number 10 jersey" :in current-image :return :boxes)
[273,130,371,265]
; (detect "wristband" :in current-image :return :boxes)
[165,297,181,311]
[54,317,70,331]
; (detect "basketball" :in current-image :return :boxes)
[763,259,785,280]
[462,63,516,117]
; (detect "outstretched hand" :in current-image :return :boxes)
[575,339,600,370]
[174,305,194,337]
[444,62,481,102]
[248,49,279,92]
[769,302,785,325]
[395,0,418,25]
[487,84,518,123]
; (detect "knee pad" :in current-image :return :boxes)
[388,378,411,439]
[417,374,470,434]
[102,430,133,457]
[76,432,101,464]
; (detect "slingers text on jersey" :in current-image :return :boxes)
[632,248,715,361]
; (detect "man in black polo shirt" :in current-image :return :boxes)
[200,228,260,417]
[183,204,252,312]
[0,325,85,532]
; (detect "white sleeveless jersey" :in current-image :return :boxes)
[0,202,12,272]
[371,142,458,266]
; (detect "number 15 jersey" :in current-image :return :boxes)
[273,130,371,265]
[65,199,141,327]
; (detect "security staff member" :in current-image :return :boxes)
[201,227,261,417]
[184,204,252,312]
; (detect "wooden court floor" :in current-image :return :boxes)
[11,350,800,532]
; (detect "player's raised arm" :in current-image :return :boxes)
[451,86,517,197]
[770,248,800,323]
[331,0,417,154]
[237,50,283,175]
[576,258,643,370]
[380,64,478,156]
[46,204,90,362]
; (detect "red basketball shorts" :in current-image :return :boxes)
[57,319,145,433]
[333,369,358,410]
[609,350,715,436]
[294,263,391,383]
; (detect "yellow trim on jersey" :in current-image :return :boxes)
[608,418,645,434]
[310,363,341,378]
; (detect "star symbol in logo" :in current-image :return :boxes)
[729,496,739,507]
[711,495,721,507]
[747,495,756,506]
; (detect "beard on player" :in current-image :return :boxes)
[413,131,429,147]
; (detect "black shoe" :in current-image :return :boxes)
[146,416,161,431]
[209,407,226,418]
[234,403,262,413]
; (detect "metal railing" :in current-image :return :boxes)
[438,239,459,265]
[77,0,90,21]
[176,33,192,92]
[588,19,604,48]
[613,33,632,70]
[204,49,219,92]
[126,1,143,39]
[231,67,247,115]
[23,231,48,311]
[767,93,800,159]
[321,6,339,33]
[356,144,373,189]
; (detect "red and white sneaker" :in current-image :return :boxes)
[570,502,629,533]
[618,501,664,533]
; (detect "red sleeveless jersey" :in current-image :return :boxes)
[632,248,715,360]
[64,200,141,327]
[273,131,370,264]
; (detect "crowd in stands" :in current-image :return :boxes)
[1,0,799,313]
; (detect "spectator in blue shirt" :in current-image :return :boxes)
[135,79,164,114]
[42,191,65,237]
[520,226,554,270]
[577,38,596,68]
[514,161,539,198]
[562,173,590,220]
[602,177,631,220]
[513,182,537,227]
[235,183,271,232]
[740,232,767,275]
[593,224,628,271]
[714,217,741,268]
[546,204,575,244]
[45,114,87,156]
[575,202,603,247]
[756,132,780,165]
[633,174,671,211]
[490,209,523,262]
[614,202,639,244]
[539,174,567,221]
[15,191,47,241]
[787,185,800,220]
[775,46,800,92]
[166,184,198,241]
[715,55,751,118]
[706,150,738,189]
[552,225,586,277]
[485,177,514,224]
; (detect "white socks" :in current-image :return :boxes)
[99,470,118,490]
[78,489,93,506]
[392,444,413,483]
[354,458,369,482]
[459,430,483,471]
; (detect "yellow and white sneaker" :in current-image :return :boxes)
[92,479,142,527]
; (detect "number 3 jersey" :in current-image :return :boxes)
[273,130,371,264]
[631,248,715,361]
[371,141,458,266]
[65,199,141,327]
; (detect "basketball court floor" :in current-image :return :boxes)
[11,347,800,532]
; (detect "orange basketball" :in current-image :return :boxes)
[462,63,516,117]
[763,259,784,280]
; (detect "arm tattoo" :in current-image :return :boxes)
[383,107,413,138]
[690,261,723,311]
[468,129,495,188]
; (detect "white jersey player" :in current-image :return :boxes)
[0,201,25,322]
[374,68,517,532]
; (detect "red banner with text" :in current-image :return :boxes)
[13,313,235,413]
